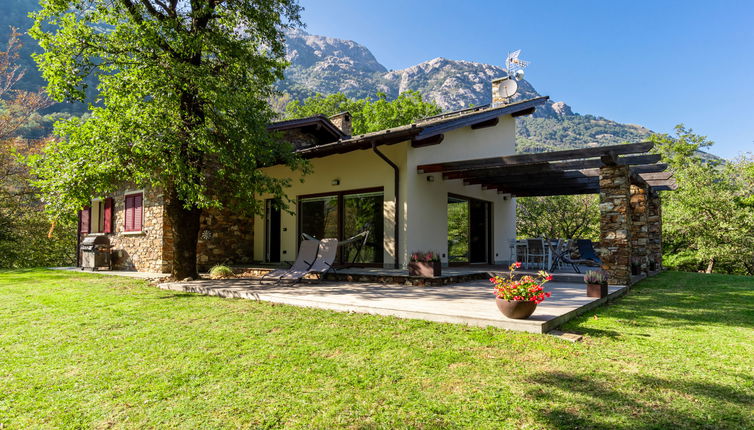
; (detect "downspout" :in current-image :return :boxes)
[372,143,400,269]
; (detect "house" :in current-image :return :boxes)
[77,75,673,284]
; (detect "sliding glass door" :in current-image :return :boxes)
[447,194,492,265]
[298,188,384,265]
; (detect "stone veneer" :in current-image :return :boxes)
[195,207,255,271]
[647,191,663,270]
[78,187,171,273]
[80,186,255,273]
[629,184,650,274]
[598,165,633,285]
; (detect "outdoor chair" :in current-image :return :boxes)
[280,238,338,283]
[261,239,319,283]
[576,239,603,266]
[548,239,592,273]
[511,240,527,266]
[526,238,547,270]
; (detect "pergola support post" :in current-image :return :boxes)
[630,184,650,274]
[599,165,633,285]
[647,191,663,271]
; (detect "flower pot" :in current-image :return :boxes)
[495,298,538,319]
[649,261,657,272]
[586,283,608,298]
[631,263,641,276]
[408,261,441,277]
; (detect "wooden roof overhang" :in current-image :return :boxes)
[417,141,677,196]
[295,97,549,160]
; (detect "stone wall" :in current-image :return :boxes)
[647,191,663,270]
[80,187,255,273]
[195,207,255,271]
[630,184,650,274]
[79,187,171,273]
[599,165,633,285]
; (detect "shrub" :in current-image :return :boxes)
[209,265,235,279]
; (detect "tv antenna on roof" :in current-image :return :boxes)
[505,49,529,81]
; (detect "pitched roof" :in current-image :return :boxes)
[293,96,549,159]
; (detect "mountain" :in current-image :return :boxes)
[279,29,653,152]
[0,1,652,152]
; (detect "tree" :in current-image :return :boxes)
[284,91,441,135]
[516,194,600,241]
[651,126,754,275]
[0,27,75,268]
[28,0,304,279]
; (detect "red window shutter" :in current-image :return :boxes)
[103,197,113,233]
[133,193,143,231]
[124,195,134,231]
[80,206,91,234]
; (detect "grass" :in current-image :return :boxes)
[0,269,752,429]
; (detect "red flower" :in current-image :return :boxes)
[515,262,522,268]
[546,275,553,281]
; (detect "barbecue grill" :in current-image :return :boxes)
[80,235,111,271]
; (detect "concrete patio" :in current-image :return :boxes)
[156,278,627,334]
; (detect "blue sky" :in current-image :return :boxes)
[299,0,754,159]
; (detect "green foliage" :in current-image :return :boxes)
[208,264,235,279]
[284,91,441,135]
[516,194,600,241]
[447,200,469,261]
[27,0,305,220]
[517,114,652,152]
[651,126,754,275]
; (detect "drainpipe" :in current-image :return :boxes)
[372,143,400,269]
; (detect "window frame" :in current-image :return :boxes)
[124,191,144,233]
[297,186,384,266]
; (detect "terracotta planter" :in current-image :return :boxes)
[408,261,441,277]
[586,283,608,298]
[495,298,538,319]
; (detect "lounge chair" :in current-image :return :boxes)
[279,238,339,283]
[261,239,319,283]
[576,239,603,265]
[307,238,339,280]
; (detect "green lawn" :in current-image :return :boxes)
[0,270,752,429]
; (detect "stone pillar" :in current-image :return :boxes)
[630,184,650,274]
[647,191,662,271]
[599,165,633,285]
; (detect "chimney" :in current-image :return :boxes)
[329,112,352,137]
[491,77,508,107]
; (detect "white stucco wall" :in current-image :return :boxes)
[405,116,518,266]
[254,143,406,266]
[254,115,519,268]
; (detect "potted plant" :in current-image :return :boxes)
[408,251,441,277]
[490,262,552,319]
[583,269,609,298]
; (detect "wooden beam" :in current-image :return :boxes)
[631,163,668,174]
[511,107,536,117]
[470,117,499,130]
[417,141,654,173]
[639,172,673,181]
[411,133,444,148]
[600,150,619,166]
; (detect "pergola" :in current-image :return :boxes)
[417,142,675,285]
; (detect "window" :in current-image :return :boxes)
[80,197,113,234]
[298,188,384,265]
[124,193,143,232]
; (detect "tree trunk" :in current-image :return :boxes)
[164,186,202,280]
[705,257,715,274]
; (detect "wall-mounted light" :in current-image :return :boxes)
[331,179,340,186]
[426,175,435,182]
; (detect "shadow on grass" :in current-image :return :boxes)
[566,272,754,334]
[527,370,753,429]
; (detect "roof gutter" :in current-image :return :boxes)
[372,142,400,269]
